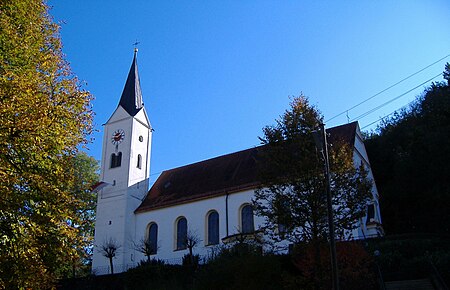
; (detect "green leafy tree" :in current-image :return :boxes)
[365,64,450,235]
[254,96,372,243]
[64,152,99,278]
[0,0,94,288]
[254,96,372,288]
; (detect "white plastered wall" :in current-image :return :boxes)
[134,189,264,264]
[92,105,152,274]
[350,124,383,239]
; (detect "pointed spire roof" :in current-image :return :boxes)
[119,49,144,116]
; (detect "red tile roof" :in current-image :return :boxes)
[135,122,358,213]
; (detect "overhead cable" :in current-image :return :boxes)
[351,72,442,122]
[326,53,450,123]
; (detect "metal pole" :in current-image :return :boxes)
[321,123,340,290]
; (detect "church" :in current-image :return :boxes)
[91,51,383,275]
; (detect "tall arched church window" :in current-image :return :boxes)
[137,154,142,169]
[207,211,219,245]
[241,204,254,234]
[366,204,376,224]
[148,223,158,255]
[176,217,187,250]
[110,152,122,168]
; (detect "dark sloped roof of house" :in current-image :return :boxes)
[135,121,358,213]
[119,50,144,116]
[327,121,357,146]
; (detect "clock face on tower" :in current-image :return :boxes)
[111,129,125,145]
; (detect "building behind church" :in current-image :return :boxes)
[91,52,383,275]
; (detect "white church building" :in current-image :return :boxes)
[91,51,383,275]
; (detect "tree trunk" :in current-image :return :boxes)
[72,263,76,278]
[313,239,322,290]
[189,246,194,265]
[109,257,114,274]
[312,223,322,290]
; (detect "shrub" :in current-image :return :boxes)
[289,241,376,290]
[194,243,284,290]
[125,261,193,290]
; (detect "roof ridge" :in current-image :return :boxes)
[136,122,359,213]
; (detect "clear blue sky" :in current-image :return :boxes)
[48,1,450,183]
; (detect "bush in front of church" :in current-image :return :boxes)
[193,243,285,290]
[124,259,193,290]
[285,241,376,290]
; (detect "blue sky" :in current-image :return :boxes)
[49,1,450,183]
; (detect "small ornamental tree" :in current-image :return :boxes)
[132,237,158,263]
[98,238,121,275]
[183,230,201,266]
[254,96,372,286]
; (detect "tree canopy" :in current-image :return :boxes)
[365,64,450,235]
[0,0,94,288]
[254,96,373,246]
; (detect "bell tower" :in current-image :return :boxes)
[92,49,152,274]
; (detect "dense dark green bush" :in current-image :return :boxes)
[124,260,194,290]
[182,253,200,267]
[194,247,285,290]
[285,241,376,290]
[367,234,450,284]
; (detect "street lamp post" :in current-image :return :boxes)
[314,123,340,290]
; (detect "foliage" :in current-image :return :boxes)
[137,258,166,267]
[367,234,450,285]
[254,96,373,245]
[0,0,94,288]
[182,253,200,267]
[58,242,381,290]
[288,241,376,290]
[365,66,450,235]
[60,152,99,278]
[194,244,284,290]
[125,262,193,290]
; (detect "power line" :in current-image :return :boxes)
[148,64,446,176]
[350,72,442,122]
[326,53,450,123]
[360,99,416,130]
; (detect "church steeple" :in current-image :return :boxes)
[119,48,143,116]
[93,49,152,274]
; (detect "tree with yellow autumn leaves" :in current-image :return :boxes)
[0,1,96,288]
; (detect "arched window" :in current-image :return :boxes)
[148,223,158,255]
[176,217,187,250]
[241,204,254,234]
[110,152,122,168]
[137,154,142,169]
[207,211,219,245]
[110,153,116,168]
[116,152,122,167]
[366,204,375,225]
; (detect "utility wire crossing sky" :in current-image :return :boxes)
[49,1,450,182]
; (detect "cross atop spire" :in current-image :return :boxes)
[133,40,140,52]
[119,50,144,116]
